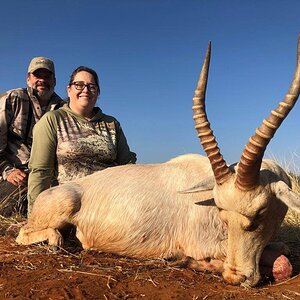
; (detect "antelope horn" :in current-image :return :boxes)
[236,36,300,190]
[192,42,231,184]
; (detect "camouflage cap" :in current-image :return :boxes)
[28,57,55,74]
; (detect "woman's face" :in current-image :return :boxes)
[67,71,98,118]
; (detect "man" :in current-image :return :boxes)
[0,57,64,216]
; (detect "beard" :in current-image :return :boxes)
[35,88,54,101]
[32,82,55,101]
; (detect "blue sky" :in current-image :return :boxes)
[1,0,300,172]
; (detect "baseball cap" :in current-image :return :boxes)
[28,57,55,74]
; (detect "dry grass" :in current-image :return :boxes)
[0,215,25,234]
[276,216,300,274]
[0,184,27,218]
[271,156,300,273]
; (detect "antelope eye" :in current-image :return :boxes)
[245,208,268,231]
[246,221,259,232]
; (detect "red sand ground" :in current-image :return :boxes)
[1,224,300,300]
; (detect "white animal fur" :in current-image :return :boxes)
[16,154,299,286]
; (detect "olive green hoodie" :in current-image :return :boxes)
[28,104,136,210]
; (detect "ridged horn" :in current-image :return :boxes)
[236,36,300,190]
[192,42,231,185]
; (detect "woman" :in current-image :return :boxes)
[27,66,136,214]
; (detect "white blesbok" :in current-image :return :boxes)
[16,36,300,287]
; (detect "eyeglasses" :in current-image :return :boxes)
[71,81,98,93]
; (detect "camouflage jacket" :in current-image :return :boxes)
[0,87,64,179]
[28,104,136,205]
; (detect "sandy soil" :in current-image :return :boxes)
[1,222,300,300]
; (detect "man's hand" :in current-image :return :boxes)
[6,169,28,186]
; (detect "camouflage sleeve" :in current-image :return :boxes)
[115,121,137,165]
[27,112,58,211]
[0,92,14,177]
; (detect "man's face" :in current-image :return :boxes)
[27,68,56,101]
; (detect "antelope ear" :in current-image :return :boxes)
[273,181,300,213]
[178,176,215,194]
